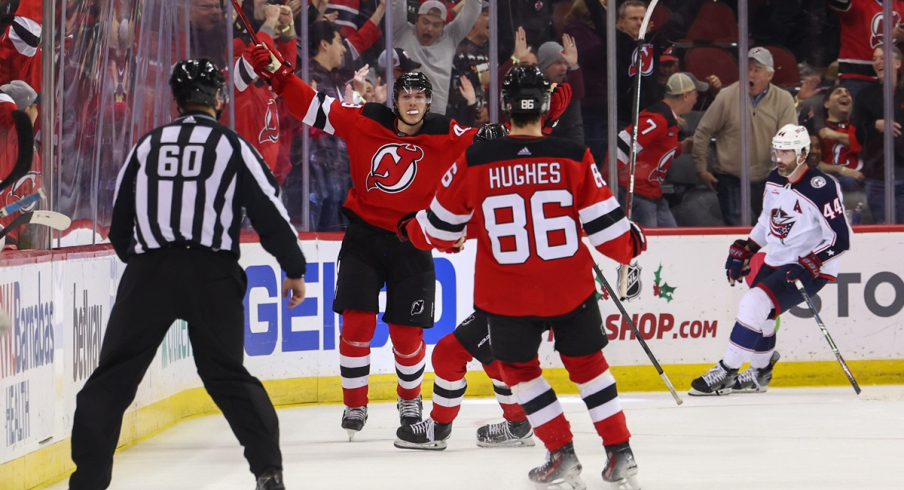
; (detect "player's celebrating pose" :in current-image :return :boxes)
[401,65,646,490]
[248,41,476,438]
[690,125,851,396]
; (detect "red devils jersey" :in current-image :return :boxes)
[819,119,863,170]
[830,0,904,80]
[615,101,680,200]
[406,136,636,317]
[0,101,41,242]
[278,75,477,231]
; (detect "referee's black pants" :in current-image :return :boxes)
[69,248,281,490]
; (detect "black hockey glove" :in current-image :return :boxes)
[396,211,418,242]
[786,252,822,283]
[725,239,758,285]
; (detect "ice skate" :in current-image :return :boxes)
[733,351,781,393]
[341,405,368,441]
[476,419,536,448]
[688,360,739,396]
[397,394,423,426]
[255,469,285,490]
[394,417,452,451]
[602,442,640,490]
[528,442,586,490]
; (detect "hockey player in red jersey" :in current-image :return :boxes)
[401,65,647,490]
[394,123,536,452]
[247,44,567,444]
[690,125,851,396]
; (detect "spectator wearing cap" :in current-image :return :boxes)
[536,37,586,144]
[392,0,481,114]
[446,0,490,126]
[692,47,797,226]
[613,73,700,228]
[378,47,422,83]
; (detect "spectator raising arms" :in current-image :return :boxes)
[392,0,481,114]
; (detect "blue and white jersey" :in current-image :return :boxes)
[749,167,851,279]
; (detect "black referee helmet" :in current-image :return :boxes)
[501,65,551,115]
[170,59,226,113]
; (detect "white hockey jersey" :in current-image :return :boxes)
[748,167,851,279]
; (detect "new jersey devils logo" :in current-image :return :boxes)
[259,99,279,144]
[628,45,655,77]
[870,11,903,49]
[831,142,862,170]
[366,143,424,193]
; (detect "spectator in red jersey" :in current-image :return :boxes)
[615,72,701,227]
[828,0,904,99]
[230,2,296,182]
[814,85,864,192]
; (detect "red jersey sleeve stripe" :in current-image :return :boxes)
[302,92,336,134]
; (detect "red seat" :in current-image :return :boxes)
[684,2,738,44]
[684,46,738,87]
[648,3,672,33]
[763,45,800,89]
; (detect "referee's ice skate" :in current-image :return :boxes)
[394,417,451,450]
[255,469,285,490]
[602,442,640,490]
[341,406,368,441]
[528,442,586,490]
[733,352,781,393]
[689,361,739,396]
[476,419,536,447]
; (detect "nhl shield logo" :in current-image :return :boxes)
[617,262,642,301]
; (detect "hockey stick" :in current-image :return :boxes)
[793,280,861,395]
[0,211,71,241]
[0,188,45,218]
[229,0,292,70]
[617,0,658,300]
[594,262,683,405]
[0,110,35,193]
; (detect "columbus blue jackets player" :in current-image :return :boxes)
[690,124,852,396]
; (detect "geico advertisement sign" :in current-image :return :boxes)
[241,258,460,357]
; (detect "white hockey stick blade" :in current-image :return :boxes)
[30,210,72,230]
[637,0,659,41]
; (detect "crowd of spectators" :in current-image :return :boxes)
[4,0,904,245]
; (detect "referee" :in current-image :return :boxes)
[68,59,305,490]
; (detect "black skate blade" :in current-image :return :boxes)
[393,438,448,451]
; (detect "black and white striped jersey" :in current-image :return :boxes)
[110,111,306,278]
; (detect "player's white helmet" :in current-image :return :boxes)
[771,124,810,163]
